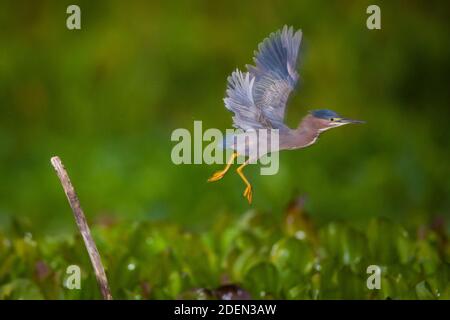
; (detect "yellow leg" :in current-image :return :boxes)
[207,152,238,182]
[236,161,252,204]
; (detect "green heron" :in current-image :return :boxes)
[208,26,364,204]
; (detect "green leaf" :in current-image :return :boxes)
[415,281,436,300]
[244,262,279,298]
[0,279,44,300]
[319,223,367,266]
[367,218,414,265]
[270,237,314,275]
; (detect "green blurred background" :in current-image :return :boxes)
[1,0,449,235]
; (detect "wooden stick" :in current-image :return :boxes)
[50,156,113,300]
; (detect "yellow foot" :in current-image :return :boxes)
[207,170,226,182]
[243,185,253,204]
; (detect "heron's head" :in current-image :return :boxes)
[309,109,365,131]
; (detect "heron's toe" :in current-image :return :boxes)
[243,185,252,204]
[207,171,224,182]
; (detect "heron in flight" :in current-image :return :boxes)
[208,26,364,204]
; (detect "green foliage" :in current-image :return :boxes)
[1,209,448,300]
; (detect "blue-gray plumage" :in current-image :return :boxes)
[208,26,364,204]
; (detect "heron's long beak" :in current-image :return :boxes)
[340,118,365,124]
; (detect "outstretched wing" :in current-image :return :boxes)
[224,26,302,130]
[247,25,302,129]
[224,70,271,130]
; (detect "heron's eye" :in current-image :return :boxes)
[330,118,334,121]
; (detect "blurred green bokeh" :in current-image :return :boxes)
[0,0,449,235]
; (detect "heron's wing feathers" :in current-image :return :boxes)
[224,26,302,131]
[246,26,302,128]
[224,69,271,130]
